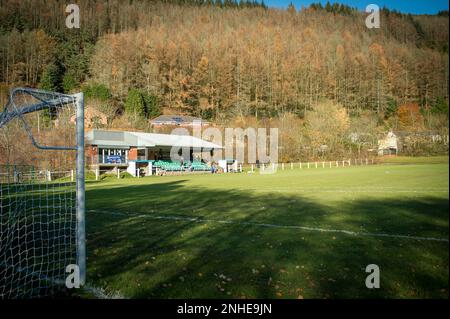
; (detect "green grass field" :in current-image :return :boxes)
[85,159,449,299]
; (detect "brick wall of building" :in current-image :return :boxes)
[128,147,137,160]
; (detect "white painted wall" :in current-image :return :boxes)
[127,161,136,176]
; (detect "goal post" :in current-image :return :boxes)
[0,87,85,298]
[75,92,86,287]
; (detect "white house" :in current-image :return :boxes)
[377,131,398,156]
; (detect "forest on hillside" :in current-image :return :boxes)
[0,0,448,161]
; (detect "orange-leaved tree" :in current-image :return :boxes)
[396,103,424,130]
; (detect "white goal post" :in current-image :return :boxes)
[0,88,85,298]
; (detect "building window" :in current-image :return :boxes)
[137,149,147,160]
[98,148,128,164]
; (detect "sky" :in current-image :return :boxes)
[264,0,449,15]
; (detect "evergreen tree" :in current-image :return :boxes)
[431,97,449,115]
[261,0,267,9]
[83,83,112,101]
[125,88,146,122]
[409,15,426,47]
[287,2,296,14]
[38,62,63,125]
[142,91,162,118]
[39,63,62,92]
[331,3,339,13]
[62,72,77,93]
[384,97,398,119]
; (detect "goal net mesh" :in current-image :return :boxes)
[0,88,80,298]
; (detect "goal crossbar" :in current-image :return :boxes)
[0,87,77,128]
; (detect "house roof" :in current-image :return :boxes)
[150,115,208,125]
[86,129,222,150]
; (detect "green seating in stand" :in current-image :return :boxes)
[152,160,209,172]
[153,160,183,172]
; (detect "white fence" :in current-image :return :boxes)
[248,158,375,173]
[2,158,375,183]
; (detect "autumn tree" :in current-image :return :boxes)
[305,100,350,159]
[397,103,424,130]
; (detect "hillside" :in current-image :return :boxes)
[0,0,448,161]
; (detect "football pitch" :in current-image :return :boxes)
[85,158,449,299]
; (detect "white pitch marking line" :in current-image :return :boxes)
[241,187,449,193]
[250,189,449,193]
[89,210,449,243]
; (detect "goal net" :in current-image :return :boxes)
[0,88,85,298]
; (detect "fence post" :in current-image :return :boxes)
[95,168,99,181]
[262,163,265,171]
[251,164,254,172]
[47,170,51,182]
[272,163,275,170]
[282,163,284,170]
[315,162,317,168]
[307,162,310,169]
[300,162,302,169]
[291,163,293,170]
[239,164,242,172]
[13,166,18,183]
[336,161,338,167]
[117,168,120,179]
[322,161,325,168]
[71,170,74,182]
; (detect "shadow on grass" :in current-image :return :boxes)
[86,180,449,299]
